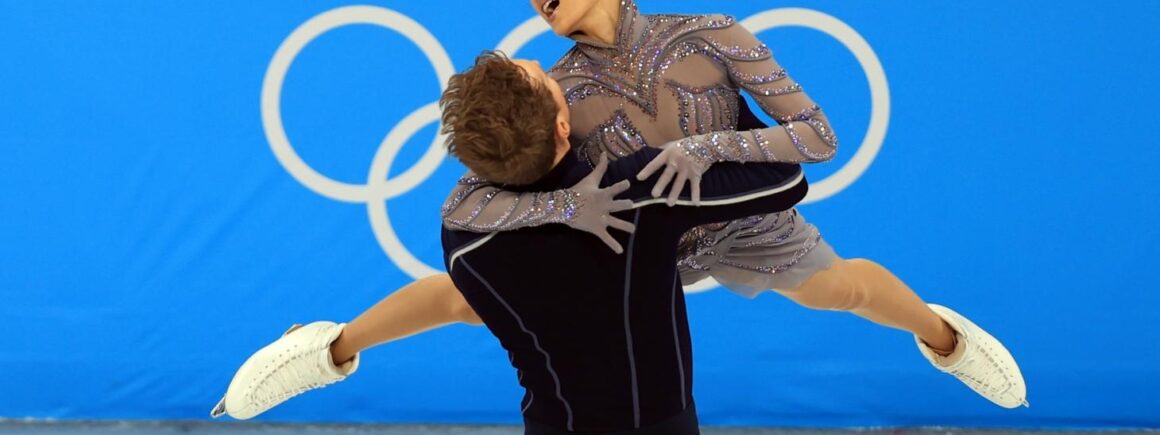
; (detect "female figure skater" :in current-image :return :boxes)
[213,0,1026,420]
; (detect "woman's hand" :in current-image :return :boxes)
[567,154,637,254]
[635,140,711,206]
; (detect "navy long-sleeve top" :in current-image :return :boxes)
[442,149,805,434]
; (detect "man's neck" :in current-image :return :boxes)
[551,141,569,167]
[509,149,579,193]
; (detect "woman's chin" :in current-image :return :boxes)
[550,24,574,37]
[547,16,579,37]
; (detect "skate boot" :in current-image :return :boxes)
[916,304,1028,408]
[210,321,358,419]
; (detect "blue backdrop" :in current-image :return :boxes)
[1,0,1158,429]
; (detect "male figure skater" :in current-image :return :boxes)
[439,53,807,433]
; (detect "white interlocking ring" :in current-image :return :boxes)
[261,6,453,278]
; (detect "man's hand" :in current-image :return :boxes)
[567,154,636,254]
[635,140,711,206]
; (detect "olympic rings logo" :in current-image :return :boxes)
[260,6,890,291]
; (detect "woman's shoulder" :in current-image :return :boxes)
[642,12,764,52]
[642,11,738,36]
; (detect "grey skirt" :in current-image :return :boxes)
[676,208,837,298]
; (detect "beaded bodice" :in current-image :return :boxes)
[441,0,837,233]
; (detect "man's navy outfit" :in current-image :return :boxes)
[442,148,805,434]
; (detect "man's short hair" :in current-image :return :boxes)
[439,51,560,185]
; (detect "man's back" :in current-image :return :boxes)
[443,150,805,434]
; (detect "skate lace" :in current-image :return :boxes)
[952,337,1012,395]
[251,333,342,408]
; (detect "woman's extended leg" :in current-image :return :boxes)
[770,256,1027,408]
[331,273,481,364]
[775,258,956,353]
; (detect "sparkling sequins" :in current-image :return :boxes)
[550,5,735,118]
[444,0,840,245]
[666,81,740,136]
[441,176,489,217]
[666,39,790,88]
[803,116,839,148]
[777,104,822,123]
[753,83,802,96]
[566,84,604,106]
[578,110,649,167]
[443,181,582,232]
[752,130,775,161]
[788,119,836,161]
[718,229,821,275]
[675,209,822,281]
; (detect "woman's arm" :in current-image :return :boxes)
[638,17,839,203]
[679,17,840,164]
[329,273,481,364]
[441,156,636,253]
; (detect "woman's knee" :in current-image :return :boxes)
[844,258,883,274]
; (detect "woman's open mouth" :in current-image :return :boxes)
[540,0,560,20]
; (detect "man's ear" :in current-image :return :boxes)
[557,117,570,140]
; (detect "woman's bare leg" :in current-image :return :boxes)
[330,273,481,364]
[774,258,956,353]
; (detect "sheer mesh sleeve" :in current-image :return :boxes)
[441,173,580,233]
[675,19,839,165]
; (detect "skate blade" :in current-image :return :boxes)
[210,397,227,419]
